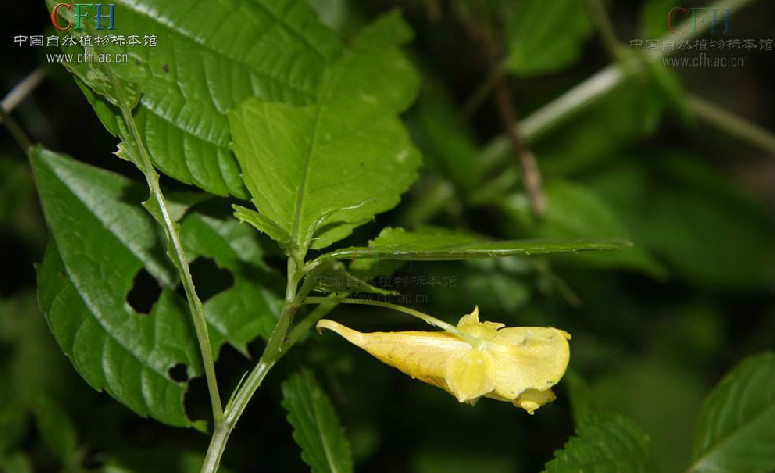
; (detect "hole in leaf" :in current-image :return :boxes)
[183,368,211,422]
[187,257,233,302]
[168,363,189,383]
[127,269,161,315]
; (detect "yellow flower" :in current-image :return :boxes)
[317,307,571,414]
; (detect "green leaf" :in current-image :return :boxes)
[306,0,347,32]
[497,180,666,277]
[411,89,482,191]
[565,372,598,429]
[0,452,32,473]
[0,292,80,460]
[640,0,674,39]
[282,370,353,473]
[180,210,281,355]
[232,204,294,253]
[38,241,202,428]
[689,352,775,473]
[229,11,421,252]
[319,227,631,262]
[49,0,343,196]
[0,370,26,458]
[505,0,593,75]
[0,397,26,458]
[646,163,775,291]
[32,147,202,427]
[591,153,775,291]
[543,413,658,473]
[590,359,707,473]
[31,393,79,467]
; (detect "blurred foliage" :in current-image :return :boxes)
[1,0,774,472]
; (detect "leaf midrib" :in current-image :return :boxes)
[311,390,342,473]
[288,38,356,249]
[291,105,324,248]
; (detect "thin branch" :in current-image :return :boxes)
[200,307,289,473]
[0,67,45,155]
[120,103,224,425]
[585,0,624,61]
[687,94,775,155]
[105,56,223,425]
[1,67,46,117]
[481,0,757,162]
[0,106,32,156]
[283,299,340,351]
[494,77,545,216]
[200,256,311,473]
[453,0,545,215]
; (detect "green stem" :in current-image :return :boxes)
[687,94,775,155]
[119,104,223,426]
[200,256,306,473]
[585,0,625,62]
[303,296,478,345]
[283,299,340,352]
[200,307,290,473]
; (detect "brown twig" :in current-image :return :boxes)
[452,0,545,216]
[494,77,545,217]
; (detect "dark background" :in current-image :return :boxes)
[2,1,774,472]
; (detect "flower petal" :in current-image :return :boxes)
[317,319,469,392]
[457,306,503,340]
[514,388,556,414]
[487,327,570,402]
[445,348,494,402]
